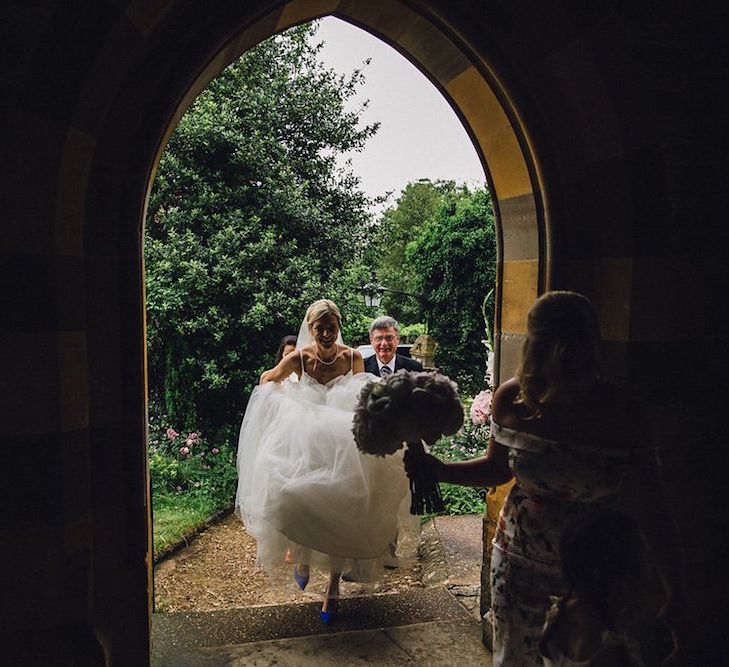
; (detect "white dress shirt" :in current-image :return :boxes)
[377,357,395,375]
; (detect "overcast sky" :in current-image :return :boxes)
[314,17,485,215]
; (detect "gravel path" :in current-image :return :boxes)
[154,514,424,612]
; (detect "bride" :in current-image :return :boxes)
[235,299,415,623]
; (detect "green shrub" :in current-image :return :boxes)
[399,322,426,343]
[438,483,487,515]
[428,404,491,516]
[149,421,237,505]
[148,406,238,556]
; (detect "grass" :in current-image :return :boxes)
[152,492,228,558]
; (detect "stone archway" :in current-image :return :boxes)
[6,1,720,663]
[138,1,544,654]
[144,0,546,382]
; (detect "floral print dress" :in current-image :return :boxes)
[488,421,658,666]
[539,596,645,666]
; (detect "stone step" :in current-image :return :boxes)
[152,588,492,666]
[153,618,491,666]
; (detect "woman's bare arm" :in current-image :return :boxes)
[405,380,516,488]
[352,349,364,374]
[404,438,512,487]
[260,351,299,384]
[436,438,513,487]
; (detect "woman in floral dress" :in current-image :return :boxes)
[407,291,686,666]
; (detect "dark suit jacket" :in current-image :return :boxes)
[364,353,423,377]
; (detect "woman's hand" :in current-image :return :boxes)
[403,446,445,482]
[404,439,512,488]
[658,597,689,666]
[260,352,298,384]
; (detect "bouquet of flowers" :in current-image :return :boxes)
[352,370,464,514]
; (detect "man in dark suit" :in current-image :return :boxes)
[359,316,423,571]
[364,315,423,377]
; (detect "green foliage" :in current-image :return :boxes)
[368,179,456,324]
[331,263,379,346]
[149,442,237,501]
[148,411,238,557]
[148,412,238,503]
[145,22,377,435]
[398,322,426,342]
[407,186,496,394]
[348,313,377,347]
[430,418,490,464]
[427,407,491,517]
[438,483,486,515]
[366,180,495,393]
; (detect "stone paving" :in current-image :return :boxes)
[420,514,484,620]
[155,618,490,666]
[152,514,490,665]
[152,589,492,666]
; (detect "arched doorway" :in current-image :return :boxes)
[143,0,546,419]
[4,1,723,663]
[137,1,543,655]
[53,1,546,659]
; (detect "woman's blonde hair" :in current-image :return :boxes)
[516,291,601,416]
[305,299,342,329]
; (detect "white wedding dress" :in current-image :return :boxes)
[235,351,417,582]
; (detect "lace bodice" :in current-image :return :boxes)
[295,347,355,390]
[299,370,353,389]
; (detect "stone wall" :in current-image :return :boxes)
[1,1,726,662]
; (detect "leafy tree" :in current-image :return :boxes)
[368,179,455,324]
[406,186,496,394]
[145,23,377,436]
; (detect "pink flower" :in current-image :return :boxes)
[179,446,190,457]
[187,432,199,443]
[185,436,196,447]
[211,447,220,455]
[166,428,179,439]
[470,390,492,425]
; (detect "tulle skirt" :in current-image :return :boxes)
[235,372,418,582]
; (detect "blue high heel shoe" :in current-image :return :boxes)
[320,593,339,625]
[293,565,309,591]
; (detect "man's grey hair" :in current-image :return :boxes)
[369,315,400,336]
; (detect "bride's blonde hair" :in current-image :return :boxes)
[516,291,601,416]
[306,299,342,329]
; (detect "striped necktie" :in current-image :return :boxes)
[380,365,392,377]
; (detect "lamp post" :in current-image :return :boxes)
[361,276,385,309]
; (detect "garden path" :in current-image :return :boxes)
[154,513,424,613]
